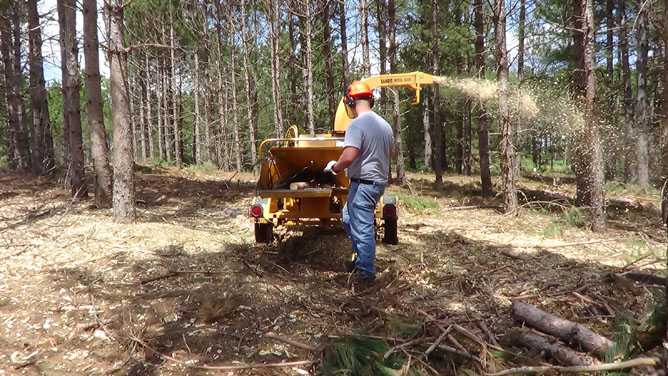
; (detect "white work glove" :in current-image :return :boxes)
[324,160,337,175]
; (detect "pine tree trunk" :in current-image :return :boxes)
[338,0,348,88]
[635,0,650,186]
[423,97,432,170]
[463,100,472,176]
[360,0,370,76]
[0,8,30,171]
[606,0,614,79]
[162,57,172,162]
[228,5,242,172]
[139,71,147,162]
[240,0,257,168]
[27,0,55,175]
[662,0,668,189]
[322,0,336,122]
[582,0,606,230]
[58,0,87,198]
[83,0,112,208]
[387,0,404,184]
[194,52,201,164]
[157,58,165,161]
[170,8,181,168]
[495,0,517,213]
[215,3,228,169]
[145,54,154,160]
[376,0,387,114]
[129,74,138,161]
[299,0,316,135]
[474,0,492,197]
[518,0,525,82]
[431,0,443,186]
[107,0,135,222]
[619,0,633,181]
[267,0,284,137]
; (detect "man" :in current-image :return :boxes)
[324,81,394,284]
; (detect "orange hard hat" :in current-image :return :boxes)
[347,81,373,99]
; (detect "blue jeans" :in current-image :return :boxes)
[342,181,385,277]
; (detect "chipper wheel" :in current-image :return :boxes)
[382,195,398,245]
[254,222,274,243]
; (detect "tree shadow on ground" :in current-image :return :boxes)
[43,224,659,375]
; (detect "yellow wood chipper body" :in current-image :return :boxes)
[250,72,437,244]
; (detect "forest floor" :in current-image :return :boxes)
[0,167,665,375]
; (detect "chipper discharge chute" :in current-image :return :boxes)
[250,72,439,244]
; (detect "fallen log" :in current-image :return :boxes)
[621,272,666,286]
[511,301,613,357]
[486,356,658,376]
[507,329,598,367]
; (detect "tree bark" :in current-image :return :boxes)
[170,7,181,168]
[322,0,336,122]
[107,0,135,221]
[240,0,257,167]
[619,0,634,181]
[662,0,668,195]
[512,301,613,357]
[360,0,370,76]
[194,52,201,164]
[228,3,242,172]
[299,0,316,136]
[474,0,492,197]
[267,0,284,137]
[145,54,154,160]
[338,0,348,89]
[157,57,165,161]
[431,0,443,186]
[58,0,87,198]
[635,0,650,186]
[0,7,29,171]
[138,69,147,162]
[27,0,55,175]
[423,97,432,170]
[582,0,605,230]
[508,329,599,366]
[495,0,517,213]
[518,0,526,82]
[83,0,113,208]
[387,0,404,184]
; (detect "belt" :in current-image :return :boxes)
[350,177,380,185]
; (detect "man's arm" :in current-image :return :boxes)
[332,146,360,174]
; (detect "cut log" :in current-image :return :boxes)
[508,329,598,366]
[511,301,613,357]
[621,272,666,286]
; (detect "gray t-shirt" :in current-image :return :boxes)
[343,111,394,184]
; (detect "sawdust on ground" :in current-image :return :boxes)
[0,168,663,375]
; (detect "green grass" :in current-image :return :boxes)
[396,193,439,211]
[184,161,219,175]
[605,181,660,197]
[541,207,585,238]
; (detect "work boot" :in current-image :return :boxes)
[347,269,376,291]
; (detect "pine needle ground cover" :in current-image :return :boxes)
[0,169,663,374]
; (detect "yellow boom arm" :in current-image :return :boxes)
[333,71,436,134]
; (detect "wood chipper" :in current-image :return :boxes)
[250,72,438,244]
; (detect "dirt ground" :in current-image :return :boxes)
[0,168,665,375]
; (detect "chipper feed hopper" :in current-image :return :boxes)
[250,72,438,244]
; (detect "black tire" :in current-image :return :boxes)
[383,218,398,245]
[254,223,273,243]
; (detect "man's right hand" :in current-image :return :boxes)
[324,160,337,175]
